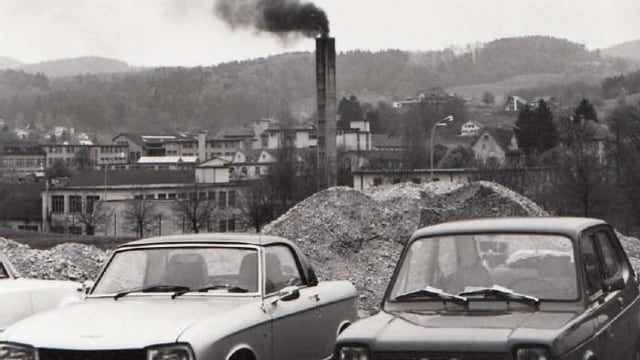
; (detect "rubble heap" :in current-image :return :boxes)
[263,181,552,314]
[0,238,108,281]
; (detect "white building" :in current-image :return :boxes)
[460,121,483,137]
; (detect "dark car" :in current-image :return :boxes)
[335,217,640,360]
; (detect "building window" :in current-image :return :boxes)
[69,195,82,213]
[255,166,261,175]
[208,191,216,201]
[134,195,144,200]
[158,193,167,200]
[145,194,155,200]
[218,191,227,208]
[373,177,383,186]
[228,218,236,232]
[228,190,236,207]
[168,193,177,199]
[52,195,65,213]
[86,196,99,213]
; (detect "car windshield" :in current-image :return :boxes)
[92,246,259,295]
[389,233,578,302]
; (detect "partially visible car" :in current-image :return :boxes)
[0,249,84,333]
[1,233,358,360]
[335,217,640,360]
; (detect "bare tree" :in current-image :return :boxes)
[78,202,110,235]
[124,197,157,238]
[173,186,217,233]
[542,118,610,217]
[239,179,274,232]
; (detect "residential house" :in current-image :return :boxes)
[228,149,277,180]
[262,122,317,149]
[504,96,528,112]
[460,121,483,137]
[337,119,371,152]
[472,128,520,165]
[0,144,46,181]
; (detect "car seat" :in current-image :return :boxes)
[166,253,208,289]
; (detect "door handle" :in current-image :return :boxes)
[617,297,625,309]
[309,293,320,302]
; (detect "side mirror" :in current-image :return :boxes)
[277,286,300,302]
[602,276,625,292]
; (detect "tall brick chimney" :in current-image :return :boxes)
[316,35,337,188]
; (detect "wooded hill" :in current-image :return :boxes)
[0,36,631,133]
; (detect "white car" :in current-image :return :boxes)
[0,250,84,333]
[0,234,358,360]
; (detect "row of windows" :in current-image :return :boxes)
[52,190,238,214]
[135,190,237,207]
[51,195,100,214]
[2,158,45,168]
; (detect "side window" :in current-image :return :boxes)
[596,231,623,279]
[0,262,8,279]
[264,246,304,294]
[581,233,605,295]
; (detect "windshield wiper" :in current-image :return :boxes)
[458,285,540,308]
[395,286,468,306]
[171,284,249,299]
[114,285,191,300]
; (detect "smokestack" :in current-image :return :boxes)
[316,35,337,188]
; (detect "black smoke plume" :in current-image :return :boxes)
[214,0,329,37]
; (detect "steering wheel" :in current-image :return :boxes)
[508,278,558,295]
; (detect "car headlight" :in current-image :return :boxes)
[0,343,37,360]
[338,345,369,360]
[516,347,550,360]
[147,344,193,360]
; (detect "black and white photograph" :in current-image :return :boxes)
[1,0,640,359]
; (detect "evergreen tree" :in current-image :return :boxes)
[573,98,598,123]
[514,100,557,154]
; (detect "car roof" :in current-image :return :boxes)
[411,217,607,240]
[118,233,296,249]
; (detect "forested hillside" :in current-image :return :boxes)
[0,36,629,133]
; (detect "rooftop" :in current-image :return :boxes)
[64,169,195,188]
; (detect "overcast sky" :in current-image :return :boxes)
[1,0,639,67]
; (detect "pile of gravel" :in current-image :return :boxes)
[263,181,551,314]
[0,238,108,281]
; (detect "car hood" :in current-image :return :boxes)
[2,296,259,349]
[1,278,82,292]
[341,310,579,353]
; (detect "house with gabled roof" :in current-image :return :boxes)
[460,120,483,137]
[471,128,520,165]
[504,96,528,112]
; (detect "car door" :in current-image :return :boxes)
[593,227,639,360]
[580,228,636,360]
[265,245,325,360]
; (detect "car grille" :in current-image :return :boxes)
[38,349,146,360]
[372,352,511,360]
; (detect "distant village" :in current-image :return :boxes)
[0,91,614,237]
